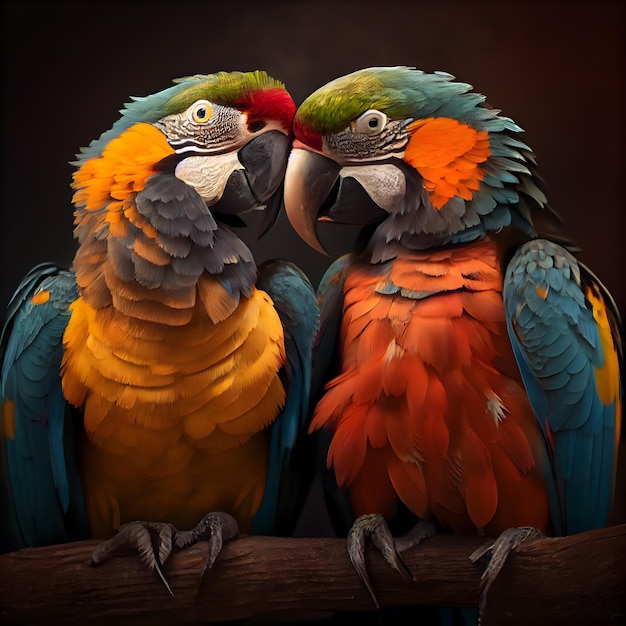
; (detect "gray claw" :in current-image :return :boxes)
[91,520,177,596]
[175,511,240,579]
[347,514,435,610]
[90,512,240,598]
[469,526,545,624]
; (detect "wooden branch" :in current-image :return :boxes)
[0,525,624,625]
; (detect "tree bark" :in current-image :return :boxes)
[0,524,624,625]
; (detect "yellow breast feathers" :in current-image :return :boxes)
[61,284,286,454]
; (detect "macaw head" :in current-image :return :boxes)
[71,71,296,312]
[284,66,565,261]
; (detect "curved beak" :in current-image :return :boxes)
[284,147,393,255]
[212,131,292,226]
[239,130,292,202]
[283,148,341,255]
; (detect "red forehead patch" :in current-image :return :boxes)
[237,87,296,134]
[292,119,323,152]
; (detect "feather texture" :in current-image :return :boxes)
[286,66,621,551]
[1,71,317,553]
[311,238,554,535]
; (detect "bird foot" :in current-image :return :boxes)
[91,511,240,596]
[469,526,545,624]
[347,514,436,609]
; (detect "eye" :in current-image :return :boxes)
[353,109,388,135]
[190,100,213,123]
[248,120,267,133]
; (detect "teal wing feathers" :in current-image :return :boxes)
[308,254,360,537]
[0,263,88,552]
[504,240,622,535]
[312,253,352,398]
[251,260,319,535]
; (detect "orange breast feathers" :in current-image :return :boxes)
[60,283,287,536]
[61,284,286,454]
[310,240,551,534]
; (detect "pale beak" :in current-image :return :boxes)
[283,148,340,255]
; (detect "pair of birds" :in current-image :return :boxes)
[0,68,622,621]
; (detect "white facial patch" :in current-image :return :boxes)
[175,152,244,206]
[340,164,407,213]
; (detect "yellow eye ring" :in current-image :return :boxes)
[190,100,213,123]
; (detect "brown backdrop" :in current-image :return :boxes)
[1,1,624,313]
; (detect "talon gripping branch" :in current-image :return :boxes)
[0,71,319,586]
[283,66,623,621]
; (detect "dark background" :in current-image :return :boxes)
[1,1,624,533]
[1,1,624,316]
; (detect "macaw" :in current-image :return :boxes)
[0,70,319,590]
[283,66,623,620]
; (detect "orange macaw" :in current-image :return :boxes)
[0,71,319,590]
[283,66,622,622]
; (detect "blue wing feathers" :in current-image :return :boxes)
[48,378,73,510]
[1,263,88,551]
[311,254,351,400]
[504,239,622,534]
[250,260,319,535]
